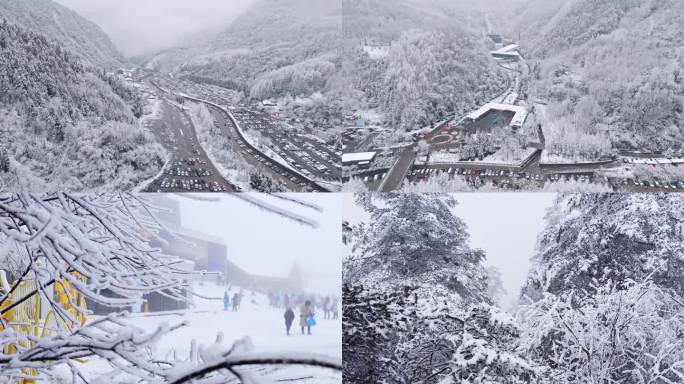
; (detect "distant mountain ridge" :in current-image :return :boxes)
[0,0,122,68]
[150,0,342,98]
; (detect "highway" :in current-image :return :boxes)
[377,119,463,191]
[142,82,237,192]
[180,94,330,192]
[379,146,417,192]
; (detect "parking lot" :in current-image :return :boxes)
[232,109,342,183]
[148,75,342,190]
[143,97,236,193]
[157,157,226,192]
[202,104,330,192]
[403,166,684,191]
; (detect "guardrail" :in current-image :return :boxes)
[422,149,540,171]
[178,94,330,192]
[539,158,617,171]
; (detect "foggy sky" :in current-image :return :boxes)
[170,194,342,296]
[53,0,257,57]
[453,193,556,309]
[344,193,556,309]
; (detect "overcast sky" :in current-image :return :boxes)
[344,193,556,309]
[164,194,341,296]
[453,193,556,309]
[54,0,257,57]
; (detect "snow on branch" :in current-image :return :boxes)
[0,193,335,383]
[167,352,342,384]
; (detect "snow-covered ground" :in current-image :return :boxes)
[429,147,536,166]
[540,150,611,165]
[71,281,341,383]
[622,156,684,165]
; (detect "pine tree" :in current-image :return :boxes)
[518,193,684,384]
[352,193,489,300]
[522,193,684,301]
[345,194,536,383]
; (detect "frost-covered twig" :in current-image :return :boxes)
[167,352,342,384]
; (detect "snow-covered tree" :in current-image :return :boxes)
[518,280,684,384]
[516,193,684,383]
[350,193,488,298]
[344,193,536,383]
[0,193,339,382]
[249,173,285,193]
[522,193,684,301]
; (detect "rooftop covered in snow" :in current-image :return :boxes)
[467,103,529,129]
[495,44,520,54]
[342,152,377,165]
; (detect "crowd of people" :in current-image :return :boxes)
[266,290,339,336]
[220,285,339,336]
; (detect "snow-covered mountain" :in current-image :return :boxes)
[343,0,508,133]
[496,0,684,157]
[0,0,122,69]
[343,194,534,383]
[0,17,164,191]
[150,0,341,97]
[146,0,343,134]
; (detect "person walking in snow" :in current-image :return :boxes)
[323,296,331,320]
[284,306,295,336]
[300,300,315,335]
[232,292,240,312]
[223,291,230,311]
[332,297,339,319]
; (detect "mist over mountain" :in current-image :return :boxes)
[494,0,684,156]
[0,0,121,68]
[342,0,508,134]
[150,0,341,96]
[0,0,164,191]
[53,0,257,57]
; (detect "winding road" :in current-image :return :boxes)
[179,94,330,192]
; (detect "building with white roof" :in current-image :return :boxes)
[467,103,529,130]
[490,44,522,61]
[342,152,377,165]
[497,44,520,53]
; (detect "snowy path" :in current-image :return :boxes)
[72,282,341,383]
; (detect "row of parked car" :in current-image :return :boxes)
[158,178,225,192]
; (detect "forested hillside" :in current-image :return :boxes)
[152,0,341,98]
[343,0,508,132]
[516,193,684,383]
[148,0,343,133]
[498,0,684,156]
[0,20,164,191]
[523,193,684,300]
[344,194,535,384]
[345,193,684,383]
[0,0,121,68]
[153,0,507,135]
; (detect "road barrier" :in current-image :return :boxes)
[539,158,617,171]
[177,94,329,192]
